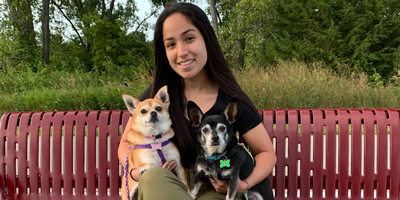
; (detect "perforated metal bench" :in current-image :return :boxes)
[1,109,399,199]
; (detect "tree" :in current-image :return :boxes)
[209,0,218,34]
[234,0,245,69]
[42,0,50,64]
[151,0,177,7]
[217,0,270,69]
[5,0,38,70]
[268,0,400,80]
[48,0,155,72]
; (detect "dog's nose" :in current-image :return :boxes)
[211,135,219,142]
[149,111,159,123]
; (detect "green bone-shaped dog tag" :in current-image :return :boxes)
[220,159,230,168]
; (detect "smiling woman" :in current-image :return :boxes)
[162,13,208,80]
[118,2,276,200]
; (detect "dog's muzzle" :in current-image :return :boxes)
[149,111,159,123]
[211,135,220,146]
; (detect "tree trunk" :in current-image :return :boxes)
[235,0,245,69]
[209,0,218,35]
[42,0,50,64]
[108,0,115,22]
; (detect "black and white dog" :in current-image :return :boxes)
[187,97,268,200]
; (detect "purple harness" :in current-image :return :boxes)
[133,139,171,164]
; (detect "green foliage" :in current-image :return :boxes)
[0,0,153,74]
[217,0,271,69]
[267,0,400,80]
[0,68,152,116]
[150,0,197,7]
[42,15,153,74]
[236,60,400,109]
[81,11,153,72]
[2,60,400,118]
[0,4,40,72]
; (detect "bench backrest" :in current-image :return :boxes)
[264,109,400,200]
[1,109,399,199]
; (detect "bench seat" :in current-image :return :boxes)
[1,109,399,199]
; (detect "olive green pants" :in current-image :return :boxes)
[137,166,242,200]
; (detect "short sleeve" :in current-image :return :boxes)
[234,95,262,136]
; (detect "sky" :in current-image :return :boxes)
[136,0,209,41]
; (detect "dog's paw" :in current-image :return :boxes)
[139,168,148,176]
[190,191,197,199]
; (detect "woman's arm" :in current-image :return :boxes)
[211,123,276,194]
[118,117,142,181]
[238,123,276,193]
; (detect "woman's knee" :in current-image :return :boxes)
[139,167,172,185]
[138,167,192,199]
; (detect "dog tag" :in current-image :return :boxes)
[151,143,162,150]
[220,159,230,168]
[244,191,249,200]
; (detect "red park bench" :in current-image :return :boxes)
[1,109,399,199]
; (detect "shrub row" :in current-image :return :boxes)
[2,60,400,117]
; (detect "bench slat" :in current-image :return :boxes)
[1,109,400,199]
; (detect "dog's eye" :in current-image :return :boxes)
[141,109,147,114]
[202,127,209,133]
[219,125,226,132]
[155,106,162,112]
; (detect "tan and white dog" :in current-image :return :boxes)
[121,86,189,200]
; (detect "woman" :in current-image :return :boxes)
[118,2,276,199]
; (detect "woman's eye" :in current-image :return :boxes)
[167,42,175,48]
[155,106,162,112]
[186,36,194,41]
[141,109,147,114]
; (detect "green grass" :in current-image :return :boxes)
[236,60,400,109]
[0,68,151,116]
[2,60,400,118]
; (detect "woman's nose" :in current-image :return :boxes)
[177,43,188,58]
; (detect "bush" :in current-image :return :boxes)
[0,68,152,116]
[2,60,400,118]
[236,60,400,109]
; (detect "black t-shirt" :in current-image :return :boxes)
[188,88,261,137]
[139,87,261,167]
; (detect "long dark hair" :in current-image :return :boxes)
[150,2,253,165]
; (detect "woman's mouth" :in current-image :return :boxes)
[179,59,194,66]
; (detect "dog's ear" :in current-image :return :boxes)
[187,101,203,128]
[122,94,139,114]
[223,97,239,124]
[155,85,170,108]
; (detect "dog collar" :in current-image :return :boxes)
[203,151,227,160]
[146,133,166,140]
[133,139,171,164]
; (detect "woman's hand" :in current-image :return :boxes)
[162,160,177,172]
[209,177,248,194]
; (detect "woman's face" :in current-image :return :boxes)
[162,13,208,80]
